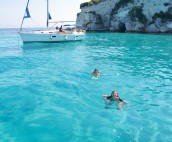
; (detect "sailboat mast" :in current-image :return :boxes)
[47,0,49,28]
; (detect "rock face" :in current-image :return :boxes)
[76,0,172,33]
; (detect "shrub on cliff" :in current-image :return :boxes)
[77,13,80,17]
[152,11,172,20]
[163,3,170,7]
[80,0,104,8]
[110,0,134,17]
[88,11,103,25]
[129,6,148,24]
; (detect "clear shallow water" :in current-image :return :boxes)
[0,29,172,142]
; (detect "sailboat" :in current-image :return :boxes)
[19,0,85,43]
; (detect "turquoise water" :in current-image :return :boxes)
[0,29,172,142]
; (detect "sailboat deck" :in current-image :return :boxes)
[21,30,84,35]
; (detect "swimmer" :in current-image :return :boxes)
[102,90,128,110]
[92,69,101,79]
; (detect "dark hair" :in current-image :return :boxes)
[106,91,123,102]
[106,91,116,99]
[106,95,112,99]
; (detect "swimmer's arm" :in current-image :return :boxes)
[98,71,101,75]
[102,95,108,100]
[102,95,107,97]
[119,98,128,104]
[122,100,128,104]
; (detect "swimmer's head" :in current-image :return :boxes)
[93,69,99,74]
[111,90,118,97]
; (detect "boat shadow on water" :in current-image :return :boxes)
[21,41,82,51]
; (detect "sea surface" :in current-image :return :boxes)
[0,28,172,142]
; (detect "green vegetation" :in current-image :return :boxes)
[163,3,170,7]
[80,0,104,8]
[110,0,134,17]
[95,14,103,25]
[77,13,80,17]
[148,21,154,25]
[82,11,103,28]
[152,11,172,20]
[128,6,148,24]
[88,11,97,15]
[88,11,103,25]
[84,22,92,27]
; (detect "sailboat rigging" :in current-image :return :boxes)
[19,0,85,43]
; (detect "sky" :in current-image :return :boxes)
[0,0,88,28]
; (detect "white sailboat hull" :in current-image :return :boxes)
[19,30,85,43]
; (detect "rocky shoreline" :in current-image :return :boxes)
[76,0,172,33]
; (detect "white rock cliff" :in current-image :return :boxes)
[76,0,172,33]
